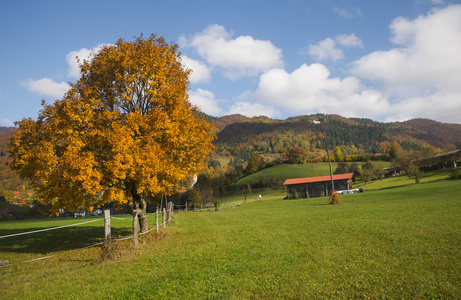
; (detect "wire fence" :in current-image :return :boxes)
[0,197,262,268]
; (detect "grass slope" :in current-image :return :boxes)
[1,174,460,299]
[237,161,391,185]
[238,162,339,185]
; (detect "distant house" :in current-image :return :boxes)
[283,173,353,198]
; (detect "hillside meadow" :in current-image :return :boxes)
[0,171,460,299]
[236,161,390,185]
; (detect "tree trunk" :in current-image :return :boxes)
[132,192,149,233]
[137,197,149,233]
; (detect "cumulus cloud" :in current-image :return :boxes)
[307,34,363,61]
[22,78,70,99]
[253,63,389,120]
[181,24,284,79]
[188,88,223,116]
[227,101,278,118]
[246,5,461,123]
[66,44,109,78]
[336,33,363,48]
[308,38,344,62]
[351,5,461,96]
[181,55,211,84]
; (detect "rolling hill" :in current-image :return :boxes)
[208,114,461,156]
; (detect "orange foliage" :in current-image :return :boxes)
[10,35,215,215]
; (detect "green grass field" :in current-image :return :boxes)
[1,170,460,299]
[237,162,340,185]
[237,161,390,185]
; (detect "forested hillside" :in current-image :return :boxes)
[210,114,461,159]
[0,127,24,193]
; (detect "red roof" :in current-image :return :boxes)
[283,173,353,186]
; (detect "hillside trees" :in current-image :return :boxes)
[361,161,382,184]
[9,35,215,233]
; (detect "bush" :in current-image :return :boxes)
[330,192,340,205]
[449,169,460,180]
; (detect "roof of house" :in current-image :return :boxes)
[283,173,353,186]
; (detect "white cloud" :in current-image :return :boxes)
[247,6,461,123]
[66,44,109,78]
[22,78,70,99]
[308,38,344,62]
[181,24,284,80]
[351,5,461,97]
[252,63,390,120]
[307,34,362,62]
[1,118,15,127]
[181,55,211,84]
[332,6,364,19]
[227,101,278,118]
[336,33,363,48]
[188,88,223,116]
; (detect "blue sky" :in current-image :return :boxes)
[1,0,461,126]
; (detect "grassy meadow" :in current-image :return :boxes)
[237,162,340,185]
[237,161,391,185]
[1,169,460,299]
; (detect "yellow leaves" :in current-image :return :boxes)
[10,34,215,213]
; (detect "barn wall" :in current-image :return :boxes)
[287,179,351,198]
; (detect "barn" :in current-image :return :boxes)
[283,173,353,198]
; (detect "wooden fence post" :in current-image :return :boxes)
[168,202,172,221]
[133,211,138,247]
[104,209,111,243]
[166,203,170,221]
[185,201,188,212]
[163,208,166,228]
[156,208,159,232]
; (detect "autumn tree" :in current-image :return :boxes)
[333,146,344,162]
[9,35,215,233]
[361,161,381,185]
[282,147,307,164]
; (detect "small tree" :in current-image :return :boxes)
[334,161,349,174]
[361,161,379,185]
[333,146,344,162]
[330,191,340,204]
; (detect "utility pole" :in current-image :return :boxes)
[324,138,335,194]
[315,116,335,194]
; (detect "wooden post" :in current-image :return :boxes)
[133,211,138,247]
[156,208,159,232]
[166,203,170,221]
[185,201,188,212]
[104,209,111,243]
[168,202,171,220]
[163,208,166,228]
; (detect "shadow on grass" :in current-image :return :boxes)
[367,177,452,192]
[0,226,132,255]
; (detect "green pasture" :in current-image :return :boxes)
[1,171,460,299]
[237,162,339,185]
[237,161,391,185]
[355,167,458,190]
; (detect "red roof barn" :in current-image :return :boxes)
[283,173,353,198]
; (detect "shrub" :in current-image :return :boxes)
[330,192,340,205]
[449,168,460,180]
